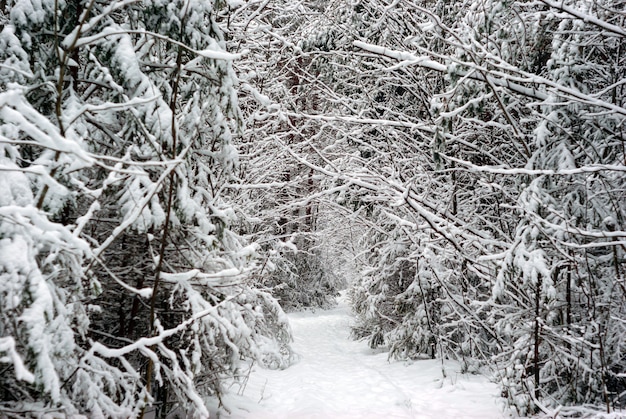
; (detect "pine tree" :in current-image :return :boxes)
[0,0,294,416]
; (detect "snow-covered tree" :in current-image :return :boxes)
[0,0,293,416]
[349,0,626,415]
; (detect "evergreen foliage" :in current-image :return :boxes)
[0,0,293,416]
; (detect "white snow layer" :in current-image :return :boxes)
[218,294,512,418]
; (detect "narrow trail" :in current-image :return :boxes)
[222,296,510,418]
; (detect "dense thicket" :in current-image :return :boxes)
[0,0,293,417]
[224,0,348,310]
[229,0,626,416]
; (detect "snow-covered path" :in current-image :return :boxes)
[222,297,510,418]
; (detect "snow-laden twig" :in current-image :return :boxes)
[0,337,36,383]
[72,28,241,61]
[88,144,191,267]
[353,40,626,117]
[87,293,240,359]
[282,110,435,133]
[538,0,626,37]
[443,154,626,175]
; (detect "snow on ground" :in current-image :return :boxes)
[219,295,512,418]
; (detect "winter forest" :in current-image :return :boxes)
[0,0,625,417]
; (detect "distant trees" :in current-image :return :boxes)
[0,0,292,417]
[226,0,347,310]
